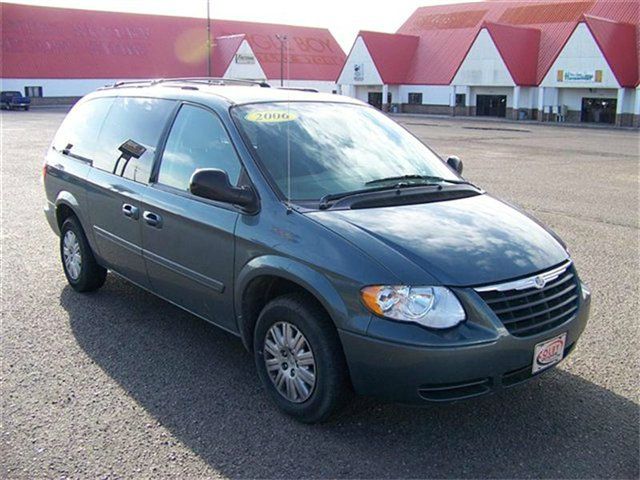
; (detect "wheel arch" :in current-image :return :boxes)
[235,256,350,352]
[54,191,83,229]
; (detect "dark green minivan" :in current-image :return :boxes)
[44,79,591,423]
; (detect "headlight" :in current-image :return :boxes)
[580,281,590,300]
[360,285,465,329]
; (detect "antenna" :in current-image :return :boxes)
[206,0,212,77]
[285,34,292,213]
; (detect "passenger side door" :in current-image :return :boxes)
[141,104,244,332]
[87,96,176,288]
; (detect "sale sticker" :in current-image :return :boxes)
[245,111,298,123]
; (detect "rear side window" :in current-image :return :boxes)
[52,98,114,160]
[93,97,175,184]
[157,105,242,191]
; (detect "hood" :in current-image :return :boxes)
[306,194,568,287]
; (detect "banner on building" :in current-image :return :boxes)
[235,54,256,64]
[557,70,603,82]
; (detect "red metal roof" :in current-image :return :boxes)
[583,15,638,88]
[355,31,419,84]
[1,3,345,81]
[372,0,640,85]
[483,22,540,86]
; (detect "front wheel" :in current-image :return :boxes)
[60,216,107,292]
[254,293,351,423]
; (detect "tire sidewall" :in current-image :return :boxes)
[60,217,91,290]
[253,298,342,423]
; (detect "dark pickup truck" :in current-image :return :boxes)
[1,91,31,110]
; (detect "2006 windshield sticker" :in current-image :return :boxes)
[245,111,298,123]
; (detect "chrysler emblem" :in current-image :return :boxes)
[533,275,546,289]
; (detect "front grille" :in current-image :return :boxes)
[476,262,580,337]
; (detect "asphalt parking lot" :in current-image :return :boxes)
[2,108,638,479]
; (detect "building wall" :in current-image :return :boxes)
[557,88,618,111]
[0,78,337,99]
[398,85,450,105]
[452,29,514,87]
[0,78,139,97]
[223,40,266,80]
[471,86,514,107]
[273,80,337,93]
[541,23,619,89]
[337,36,383,86]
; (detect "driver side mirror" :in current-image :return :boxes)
[447,156,463,174]
[189,168,257,211]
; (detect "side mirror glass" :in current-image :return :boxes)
[189,168,256,210]
[447,155,463,174]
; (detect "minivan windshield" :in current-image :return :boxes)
[232,102,460,202]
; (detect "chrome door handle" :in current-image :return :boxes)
[143,211,162,228]
[122,203,139,220]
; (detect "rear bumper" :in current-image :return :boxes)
[44,200,59,235]
[339,291,590,404]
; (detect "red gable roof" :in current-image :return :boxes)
[391,0,639,85]
[483,22,540,86]
[583,15,638,87]
[1,3,345,81]
[354,31,419,84]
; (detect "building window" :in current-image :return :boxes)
[408,93,422,105]
[25,86,43,98]
[455,94,466,107]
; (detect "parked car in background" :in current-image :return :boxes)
[43,79,591,423]
[1,91,31,110]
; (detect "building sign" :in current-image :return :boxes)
[354,63,364,81]
[235,53,256,64]
[557,70,603,83]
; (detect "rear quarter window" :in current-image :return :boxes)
[52,97,115,160]
[92,97,175,184]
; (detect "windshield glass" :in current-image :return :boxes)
[232,102,459,202]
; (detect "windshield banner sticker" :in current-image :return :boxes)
[245,111,298,123]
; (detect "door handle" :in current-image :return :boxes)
[143,211,162,228]
[122,203,139,220]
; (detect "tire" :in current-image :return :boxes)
[24,106,29,111]
[60,216,107,292]
[254,293,351,423]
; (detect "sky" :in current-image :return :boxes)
[5,0,482,52]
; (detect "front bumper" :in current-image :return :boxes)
[339,288,591,404]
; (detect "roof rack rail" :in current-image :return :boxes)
[101,77,271,90]
[276,87,319,93]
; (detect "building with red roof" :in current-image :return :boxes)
[337,0,639,127]
[1,3,345,98]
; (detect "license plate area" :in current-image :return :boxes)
[532,332,566,374]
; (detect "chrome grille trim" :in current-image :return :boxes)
[474,260,572,293]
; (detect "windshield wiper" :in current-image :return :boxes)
[365,174,472,186]
[318,183,440,210]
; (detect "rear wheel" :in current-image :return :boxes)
[60,216,107,292]
[254,293,351,423]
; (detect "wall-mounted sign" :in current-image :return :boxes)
[235,53,256,64]
[353,63,364,81]
[557,70,603,83]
